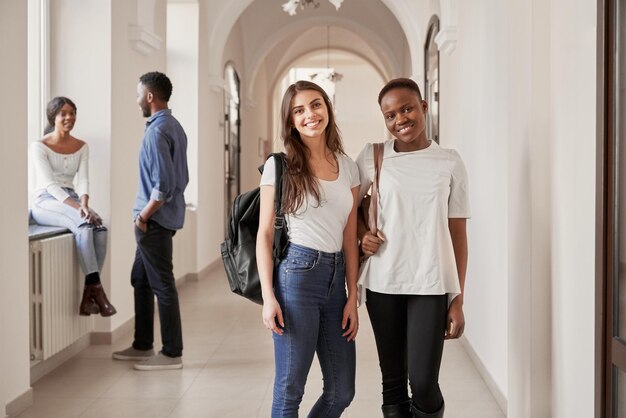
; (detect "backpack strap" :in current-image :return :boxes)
[367,143,384,234]
[270,153,287,264]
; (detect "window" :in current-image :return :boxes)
[224,64,241,229]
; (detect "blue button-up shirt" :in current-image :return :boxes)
[133,109,189,230]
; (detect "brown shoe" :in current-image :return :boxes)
[79,286,100,316]
[86,283,117,317]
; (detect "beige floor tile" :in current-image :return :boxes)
[257,399,321,417]
[20,271,505,418]
[344,399,382,417]
[446,399,506,418]
[78,398,177,418]
[100,369,198,399]
[32,375,120,399]
[15,398,95,418]
[201,358,274,379]
[440,377,498,401]
[352,378,382,401]
[168,398,262,418]
[183,375,272,400]
[47,357,131,380]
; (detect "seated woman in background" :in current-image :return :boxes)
[30,96,116,317]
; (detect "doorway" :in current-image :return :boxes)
[599,0,626,415]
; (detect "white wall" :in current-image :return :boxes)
[0,1,31,416]
[241,61,270,193]
[49,0,115,332]
[505,0,551,414]
[431,0,510,399]
[167,1,199,208]
[333,61,386,160]
[195,2,227,271]
[108,0,168,331]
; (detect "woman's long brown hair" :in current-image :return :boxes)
[280,80,345,214]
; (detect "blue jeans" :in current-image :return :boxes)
[31,189,107,276]
[272,243,356,418]
[131,221,183,357]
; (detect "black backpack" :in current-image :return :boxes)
[220,153,288,304]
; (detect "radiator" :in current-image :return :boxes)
[29,234,93,361]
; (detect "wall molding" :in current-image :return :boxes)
[128,24,162,55]
[208,76,226,93]
[436,0,458,55]
[90,316,134,346]
[30,334,91,384]
[434,26,457,55]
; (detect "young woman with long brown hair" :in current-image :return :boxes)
[257,80,360,417]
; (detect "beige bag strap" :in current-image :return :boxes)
[367,143,384,234]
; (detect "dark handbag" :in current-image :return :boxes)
[220,153,287,304]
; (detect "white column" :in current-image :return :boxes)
[0,0,31,416]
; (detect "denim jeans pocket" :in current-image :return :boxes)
[285,253,318,273]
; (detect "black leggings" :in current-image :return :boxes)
[366,289,447,412]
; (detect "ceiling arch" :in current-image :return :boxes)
[243,23,397,101]
[204,0,423,84]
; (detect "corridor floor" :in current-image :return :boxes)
[16,267,506,418]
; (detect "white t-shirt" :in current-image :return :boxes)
[260,153,360,253]
[30,141,89,201]
[355,140,471,304]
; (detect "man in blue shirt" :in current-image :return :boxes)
[113,71,189,370]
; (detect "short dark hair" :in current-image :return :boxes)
[44,96,77,135]
[377,78,423,105]
[139,71,173,102]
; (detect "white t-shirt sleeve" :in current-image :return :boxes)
[345,155,361,189]
[355,143,373,203]
[447,149,471,218]
[260,156,278,187]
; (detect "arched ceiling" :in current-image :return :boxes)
[248,25,393,100]
[205,0,420,94]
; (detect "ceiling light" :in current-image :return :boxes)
[282,0,344,16]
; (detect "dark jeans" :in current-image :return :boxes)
[131,221,183,357]
[365,290,447,412]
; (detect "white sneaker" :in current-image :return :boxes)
[134,352,183,371]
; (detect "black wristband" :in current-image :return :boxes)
[136,214,147,224]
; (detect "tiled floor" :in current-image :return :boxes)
[16,268,506,418]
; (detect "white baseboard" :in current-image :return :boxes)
[459,335,507,415]
[90,315,134,345]
[90,267,207,345]
[30,333,91,384]
[5,387,33,417]
[198,258,222,280]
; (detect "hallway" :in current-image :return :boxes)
[16,269,504,418]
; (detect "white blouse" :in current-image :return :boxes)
[355,140,471,305]
[30,141,89,202]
